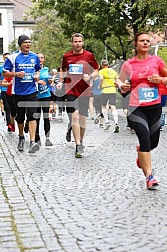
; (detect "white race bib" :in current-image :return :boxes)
[69,64,83,74]
[138,87,159,102]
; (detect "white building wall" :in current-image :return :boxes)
[0,3,35,63]
[14,24,35,40]
[0,5,14,62]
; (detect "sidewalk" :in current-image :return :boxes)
[0,109,167,252]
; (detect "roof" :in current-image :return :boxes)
[0,0,13,4]
[0,0,35,22]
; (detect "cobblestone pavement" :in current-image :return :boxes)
[0,109,167,252]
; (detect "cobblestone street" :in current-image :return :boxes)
[0,109,167,252]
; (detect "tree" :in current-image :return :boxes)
[31,0,167,60]
[24,6,106,68]
[30,10,71,69]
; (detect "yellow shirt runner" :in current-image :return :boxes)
[99,68,118,94]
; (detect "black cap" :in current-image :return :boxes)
[18,34,30,46]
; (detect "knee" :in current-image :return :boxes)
[16,116,24,124]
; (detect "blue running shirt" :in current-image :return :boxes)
[38,67,51,99]
[0,65,7,92]
[3,50,41,95]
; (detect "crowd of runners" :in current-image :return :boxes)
[0,32,167,190]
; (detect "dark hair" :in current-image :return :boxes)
[71,33,84,42]
[134,32,149,46]
[3,52,9,57]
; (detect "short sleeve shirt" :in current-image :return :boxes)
[3,50,41,95]
[121,55,165,106]
[99,68,118,94]
[62,50,99,97]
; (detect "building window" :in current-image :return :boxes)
[0,38,3,54]
[0,14,2,25]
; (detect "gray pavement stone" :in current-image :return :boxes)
[0,109,167,252]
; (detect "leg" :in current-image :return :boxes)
[26,92,40,153]
[13,94,26,151]
[29,120,37,142]
[128,106,161,188]
[109,93,119,133]
[2,92,11,127]
[88,95,94,119]
[71,109,80,145]
[79,114,87,143]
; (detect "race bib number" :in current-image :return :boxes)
[21,73,33,82]
[138,87,159,102]
[69,64,83,74]
[39,84,49,94]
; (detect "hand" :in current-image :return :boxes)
[33,73,40,82]
[84,74,91,82]
[50,81,55,87]
[121,81,131,92]
[38,80,46,86]
[16,71,25,78]
[57,82,63,89]
[147,74,162,84]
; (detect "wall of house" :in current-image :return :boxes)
[0,1,35,64]
[13,24,35,39]
[0,5,14,62]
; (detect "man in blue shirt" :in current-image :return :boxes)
[3,34,41,153]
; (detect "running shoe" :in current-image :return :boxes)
[45,139,53,147]
[114,124,119,133]
[104,122,111,130]
[28,142,40,154]
[66,131,71,142]
[75,145,83,158]
[146,175,159,190]
[11,123,15,132]
[36,139,41,146]
[136,145,142,169]
[24,122,29,133]
[130,129,135,134]
[7,124,12,133]
[99,123,104,128]
[126,125,131,130]
[18,137,25,152]
[94,117,100,124]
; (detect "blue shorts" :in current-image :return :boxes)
[161,95,167,107]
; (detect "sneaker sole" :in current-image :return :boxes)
[147,184,159,190]
[104,125,111,130]
[114,126,119,133]
[18,148,24,152]
[28,145,40,153]
[114,130,119,133]
[75,153,82,158]
[94,118,99,124]
[45,145,54,148]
